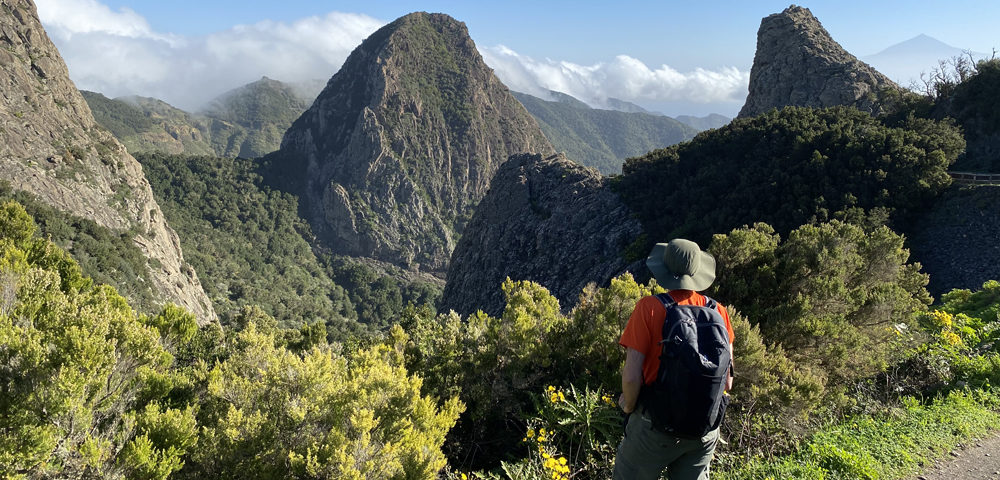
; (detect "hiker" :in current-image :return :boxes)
[614,239,735,480]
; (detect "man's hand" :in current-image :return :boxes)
[617,393,632,414]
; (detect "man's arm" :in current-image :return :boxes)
[618,348,645,414]
[726,341,734,391]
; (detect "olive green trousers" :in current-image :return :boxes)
[612,410,719,480]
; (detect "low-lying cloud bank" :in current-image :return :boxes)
[37,0,749,114]
[481,45,749,110]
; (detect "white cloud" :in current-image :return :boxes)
[34,0,747,115]
[480,45,750,109]
[36,0,383,110]
[35,0,174,42]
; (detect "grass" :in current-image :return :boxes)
[716,388,1000,480]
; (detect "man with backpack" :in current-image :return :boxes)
[614,239,735,480]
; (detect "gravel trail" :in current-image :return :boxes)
[914,432,1000,480]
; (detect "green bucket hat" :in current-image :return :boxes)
[646,239,716,291]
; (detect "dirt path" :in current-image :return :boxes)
[913,432,1000,479]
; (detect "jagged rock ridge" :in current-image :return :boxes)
[0,0,215,323]
[441,153,643,316]
[738,5,898,118]
[268,12,554,274]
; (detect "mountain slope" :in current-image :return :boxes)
[265,12,554,274]
[675,113,731,131]
[512,91,698,174]
[81,91,230,157]
[739,5,898,118]
[0,0,215,322]
[863,34,978,86]
[440,153,643,316]
[83,77,314,160]
[199,76,312,158]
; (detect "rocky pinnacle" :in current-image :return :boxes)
[739,5,898,118]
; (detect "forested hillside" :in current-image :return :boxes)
[616,105,963,251]
[137,152,441,332]
[83,77,314,160]
[7,2,1000,479]
[512,91,698,174]
[883,57,1000,172]
[81,91,228,157]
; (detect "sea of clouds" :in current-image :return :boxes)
[36,0,749,115]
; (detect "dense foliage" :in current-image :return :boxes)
[198,77,311,159]
[137,152,441,332]
[512,91,698,174]
[0,200,193,477]
[0,181,159,313]
[137,152,353,329]
[7,192,1000,478]
[615,106,964,248]
[0,201,460,479]
[881,57,1000,172]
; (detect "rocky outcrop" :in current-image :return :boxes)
[908,185,1000,298]
[0,0,215,323]
[440,153,643,316]
[738,5,898,118]
[268,12,554,274]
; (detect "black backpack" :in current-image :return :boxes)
[640,293,731,439]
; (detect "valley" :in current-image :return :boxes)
[2,1,1000,478]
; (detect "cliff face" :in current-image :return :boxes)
[269,12,554,274]
[908,185,1000,298]
[440,153,643,316]
[738,5,898,118]
[0,0,215,323]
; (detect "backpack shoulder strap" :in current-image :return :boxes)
[654,292,677,311]
[702,295,718,310]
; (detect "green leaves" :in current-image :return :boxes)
[616,106,963,247]
[190,322,461,479]
[0,201,175,477]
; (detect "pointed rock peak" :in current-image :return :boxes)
[270,11,553,274]
[738,4,898,118]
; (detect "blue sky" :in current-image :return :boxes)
[36,0,999,117]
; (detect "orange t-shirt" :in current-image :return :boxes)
[619,291,735,386]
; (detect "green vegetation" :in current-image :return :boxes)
[0,181,158,313]
[882,57,1000,172]
[615,106,964,249]
[0,201,460,479]
[716,390,1000,480]
[81,90,155,138]
[83,83,308,160]
[513,91,699,174]
[137,152,440,332]
[198,77,311,159]
[6,196,1000,478]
